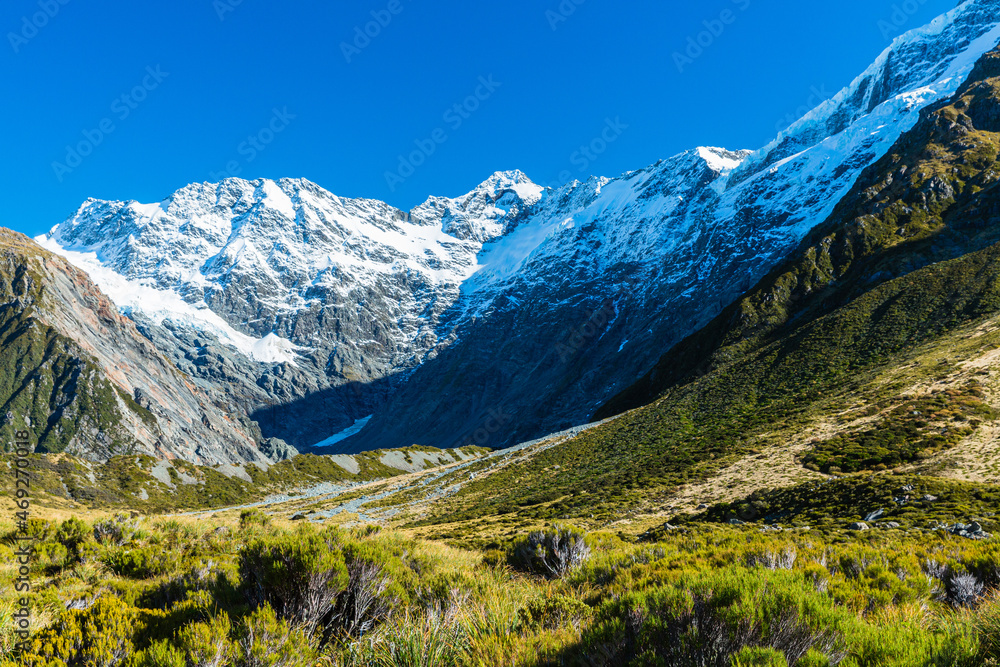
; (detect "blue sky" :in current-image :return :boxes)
[3,0,956,237]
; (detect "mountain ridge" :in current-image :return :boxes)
[0,228,274,465]
[30,0,1000,459]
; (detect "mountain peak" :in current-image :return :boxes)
[695,147,753,173]
[469,170,543,204]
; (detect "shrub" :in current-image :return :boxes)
[338,558,394,637]
[240,529,406,642]
[57,517,94,559]
[15,596,137,667]
[240,508,273,530]
[240,530,349,635]
[33,541,69,570]
[175,613,234,667]
[128,640,185,667]
[104,547,176,579]
[94,513,140,547]
[730,647,789,666]
[23,518,55,542]
[508,525,591,579]
[581,568,848,666]
[518,595,592,631]
[235,604,318,667]
[948,572,984,609]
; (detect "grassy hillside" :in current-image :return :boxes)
[0,446,489,515]
[599,45,1000,418]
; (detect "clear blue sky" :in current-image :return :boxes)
[2,0,956,237]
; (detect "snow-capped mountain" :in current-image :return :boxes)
[39,172,544,448]
[342,0,1000,452]
[37,0,1000,457]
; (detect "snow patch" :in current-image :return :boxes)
[697,147,747,173]
[35,236,304,366]
[310,415,373,449]
[260,180,297,219]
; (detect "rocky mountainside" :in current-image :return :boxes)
[335,0,1000,451]
[39,174,543,450]
[0,229,274,465]
[598,40,1000,420]
[403,39,1000,525]
[35,0,1000,458]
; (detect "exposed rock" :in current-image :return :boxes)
[0,230,269,466]
[258,437,298,463]
[848,522,870,531]
[945,522,992,540]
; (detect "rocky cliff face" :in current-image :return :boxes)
[0,229,272,465]
[39,174,543,449]
[342,0,1000,452]
[35,0,1000,458]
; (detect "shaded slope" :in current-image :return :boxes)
[345,0,1000,452]
[402,45,1000,526]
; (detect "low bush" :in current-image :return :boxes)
[518,594,592,631]
[93,513,140,547]
[580,568,849,666]
[730,646,789,666]
[239,527,404,641]
[236,604,318,667]
[240,530,349,636]
[104,547,176,579]
[508,525,591,579]
[239,508,273,530]
[175,612,234,667]
[13,596,137,667]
